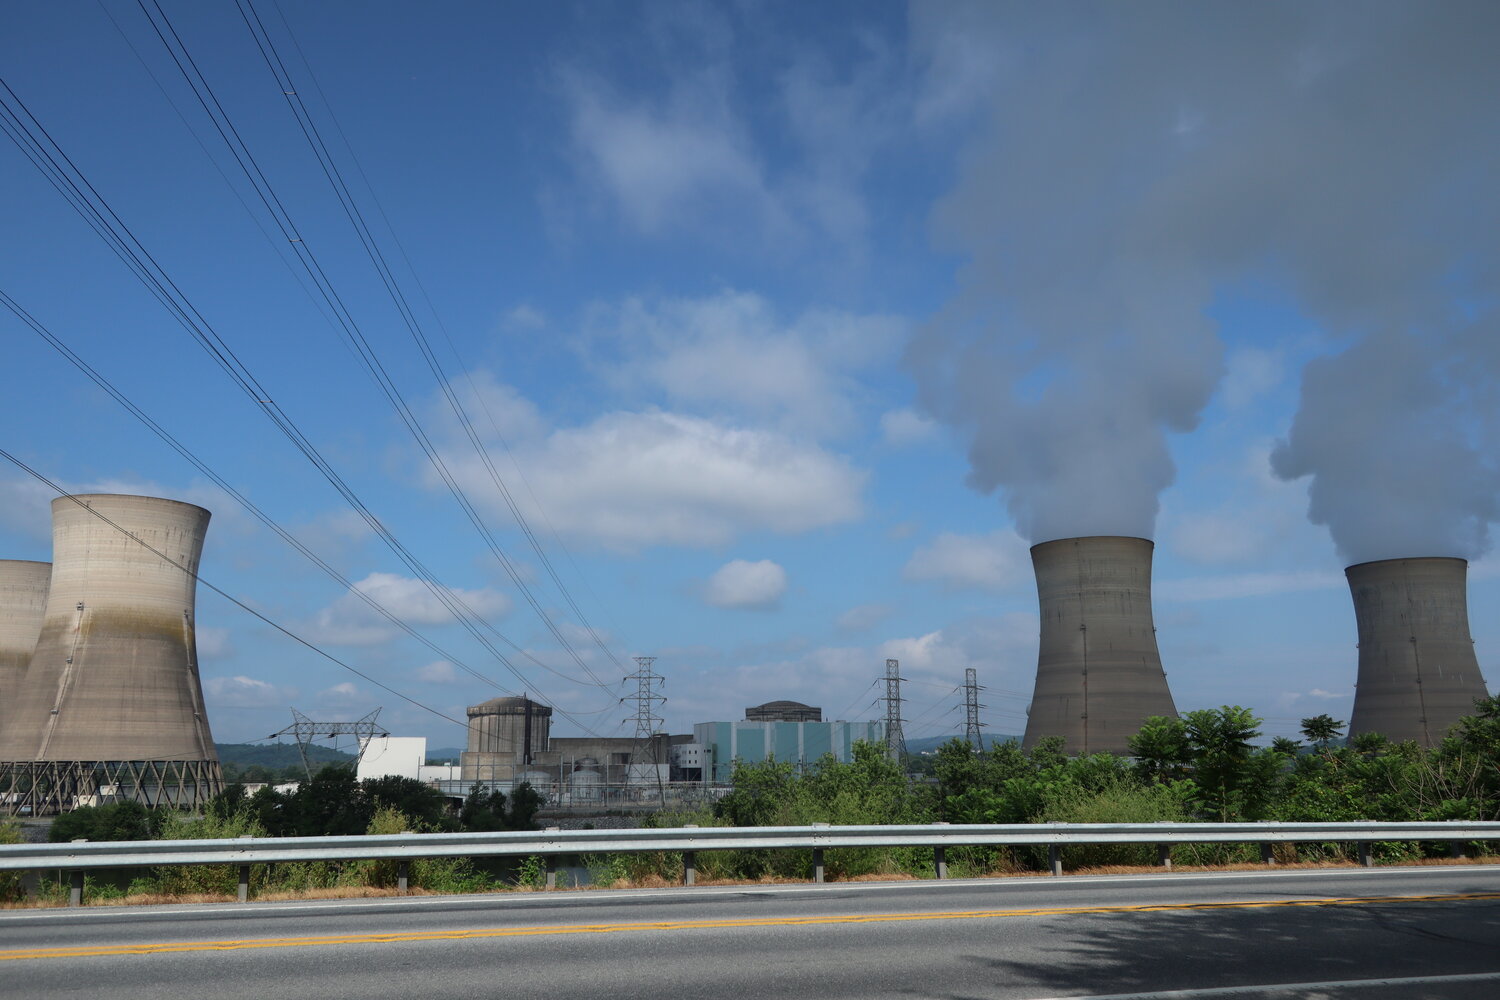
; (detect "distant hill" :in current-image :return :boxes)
[215,742,355,770]
[427,747,464,763]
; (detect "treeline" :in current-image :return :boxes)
[5,698,1496,904]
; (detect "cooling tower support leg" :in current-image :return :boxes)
[397,861,409,895]
[1048,845,1062,877]
[682,851,696,886]
[1157,844,1172,870]
[812,849,825,883]
[69,870,83,907]
[237,865,250,903]
[1358,843,1374,868]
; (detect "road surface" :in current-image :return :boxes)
[2,865,1498,998]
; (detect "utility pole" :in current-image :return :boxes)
[624,656,667,803]
[881,658,907,763]
[963,667,986,752]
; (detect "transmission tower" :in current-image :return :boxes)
[963,667,986,751]
[624,656,667,799]
[268,708,387,779]
[881,658,907,762]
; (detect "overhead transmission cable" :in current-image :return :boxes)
[244,0,629,683]
[0,288,617,719]
[131,0,621,695]
[0,448,479,736]
[0,77,611,737]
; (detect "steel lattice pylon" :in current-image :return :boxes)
[623,656,667,801]
[882,658,907,762]
[963,667,987,752]
[267,708,387,779]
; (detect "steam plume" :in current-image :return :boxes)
[906,1,1499,548]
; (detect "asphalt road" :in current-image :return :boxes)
[2,866,1498,999]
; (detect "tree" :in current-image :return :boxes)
[1182,706,1265,821]
[1300,714,1344,749]
[1129,716,1191,783]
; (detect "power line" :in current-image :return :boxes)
[0,77,612,738]
[0,288,617,721]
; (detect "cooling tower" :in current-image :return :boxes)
[1022,536,1177,754]
[0,560,51,714]
[0,495,220,814]
[1346,558,1491,746]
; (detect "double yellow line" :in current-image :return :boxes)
[4,891,1498,962]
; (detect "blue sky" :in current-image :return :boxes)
[3,1,1495,749]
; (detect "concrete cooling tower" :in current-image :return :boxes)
[1346,557,1491,746]
[0,560,51,713]
[1022,536,1178,755]
[0,495,221,815]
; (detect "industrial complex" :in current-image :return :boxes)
[0,492,1493,816]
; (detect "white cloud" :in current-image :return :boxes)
[704,559,787,610]
[310,572,512,646]
[204,675,296,710]
[903,530,1030,592]
[582,291,903,437]
[196,627,233,660]
[438,395,866,550]
[562,64,781,238]
[416,660,461,684]
[880,407,939,447]
[504,304,546,330]
[836,603,892,633]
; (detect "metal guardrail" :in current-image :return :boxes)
[4,821,1496,905]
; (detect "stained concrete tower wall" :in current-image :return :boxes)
[0,495,217,762]
[1022,536,1177,755]
[1346,557,1490,746]
[0,560,52,741]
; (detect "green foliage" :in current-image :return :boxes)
[515,855,547,890]
[48,801,163,843]
[1181,706,1266,821]
[0,821,25,902]
[1129,716,1191,783]
[1300,714,1345,747]
[459,782,543,832]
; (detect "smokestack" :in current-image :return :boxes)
[1023,536,1177,754]
[0,495,220,813]
[1346,557,1490,746]
[0,560,51,716]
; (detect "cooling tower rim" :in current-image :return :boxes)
[52,492,211,518]
[1344,555,1469,575]
[1029,534,1155,554]
[0,558,52,568]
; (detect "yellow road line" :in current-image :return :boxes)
[4,892,1498,962]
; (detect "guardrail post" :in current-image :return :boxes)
[681,825,698,886]
[1450,841,1468,860]
[1048,845,1062,877]
[68,838,86,907]
[396,861,409,895]
[1358,842,1374,868]
[933,822,949,879]
[237,865,250,903]
[1260,843,1275,866]
[812,822,828,883]
[1157,844,1172,870]
[545,827,560,890]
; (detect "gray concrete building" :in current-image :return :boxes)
[1022,535,1178,755]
